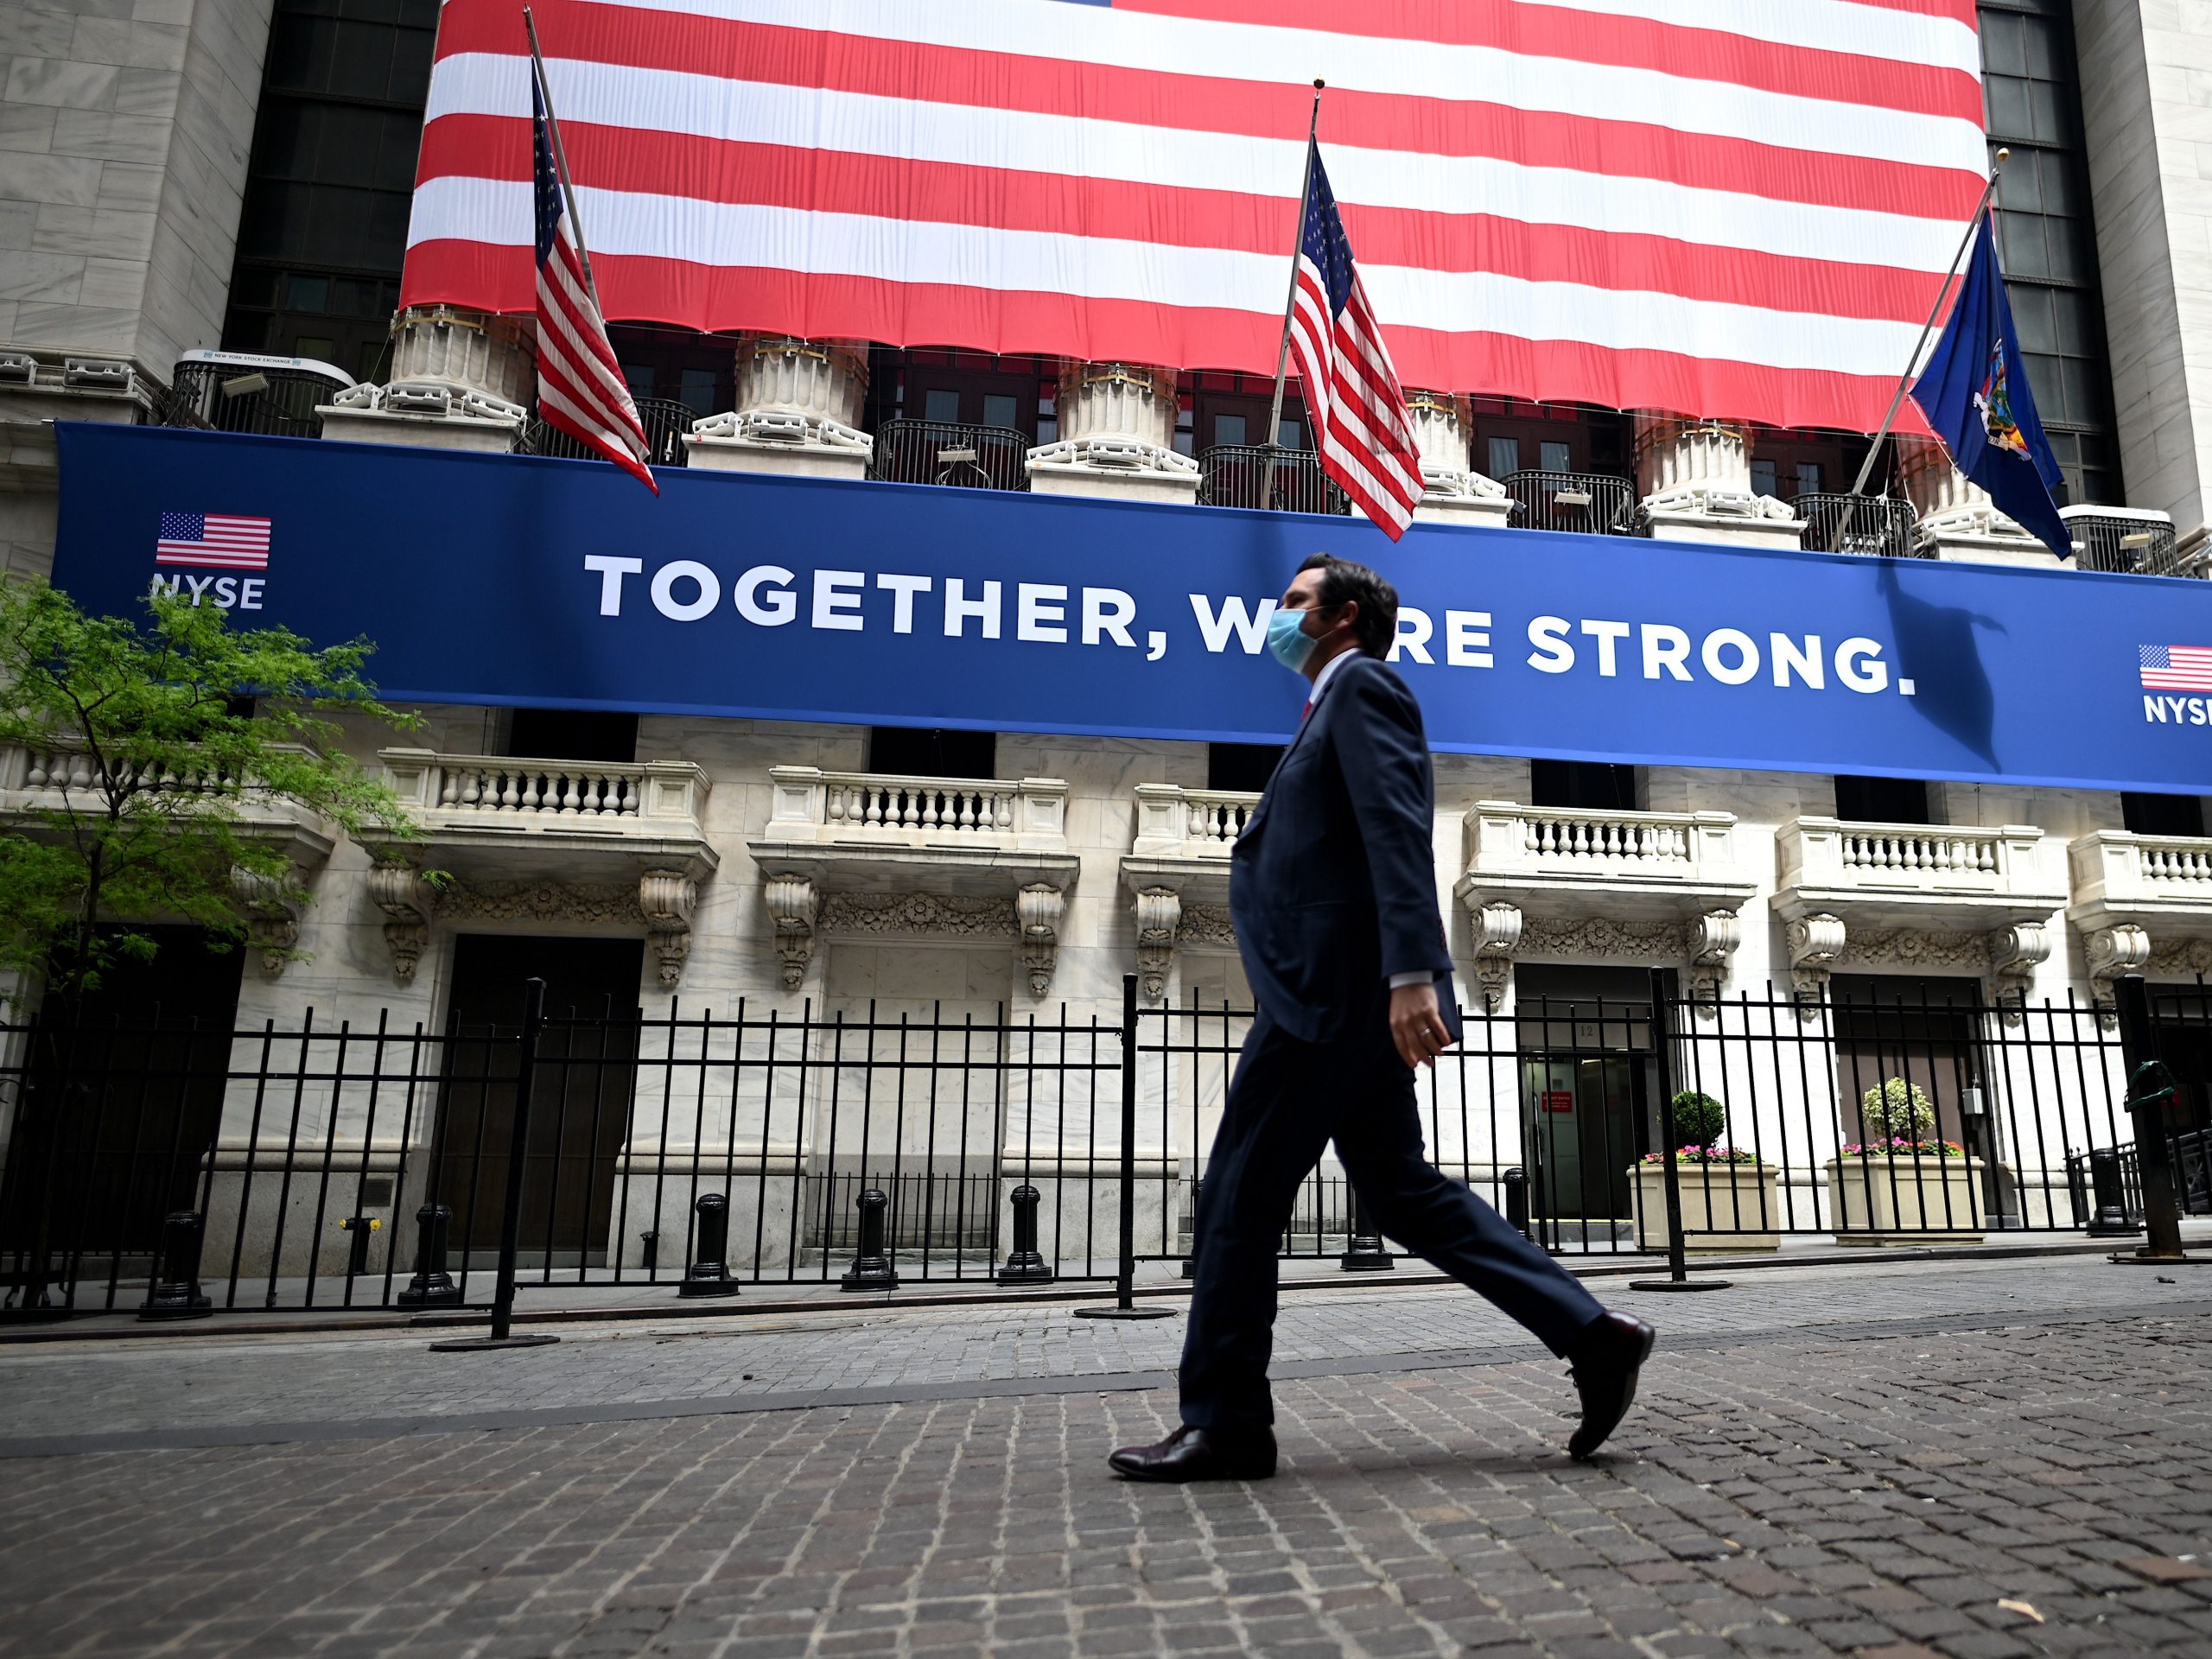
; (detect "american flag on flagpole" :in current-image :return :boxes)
[1286,141,1422,540]
[2140,645,2212,692]
[531,70,656,494]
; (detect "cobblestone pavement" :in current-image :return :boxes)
[5,1259,2212,1657]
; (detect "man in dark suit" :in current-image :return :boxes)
[1110,554,1655,1482]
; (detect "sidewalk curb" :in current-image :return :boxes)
[0,1234,2140,1346]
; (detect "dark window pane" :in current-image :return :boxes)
[2123,793,2205,837]
[924,387,961,423]
[1541,439,1573,473]
[1834,775,1933,824]
[868,728,997,779]
[1488,435,1520,476]
[983,392,1020,429]
[507,709,639,764]
[1208,743,1282,792]
[1750,458,1777,497]
[1531,760,1638,811]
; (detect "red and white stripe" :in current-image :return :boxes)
[2143,647,2212,693]
[1289,245,1423,539]
[406,0,1990,434]
[537,208,657,493]
[156,516,270,569]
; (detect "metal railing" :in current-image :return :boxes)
[158,353,358,442]
[1196,444,1351,515]
[868,419,1032,491]
[1796,493,1923,559]
[2065,510,2183,576]
[1498,470,1637,535]
[2065,1131,2212,1230]
[6,976,2202,1319]
[521,397,694,469]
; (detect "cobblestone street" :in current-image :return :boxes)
[4,1256,2212,1658]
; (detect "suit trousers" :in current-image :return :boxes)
[1179,1004,1606,1430]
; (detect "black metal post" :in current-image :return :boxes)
[679,1192,740,1297]
[137,1211,213,1320]
[1179,1178,1201,1278]
[2087,1147,2139,1236]
[431,979,560,1350]
[2110,976,2202,1266]
[1338,1188,1392,1271]
[340,1214,378,1277]
[996,1183,1053,1284]
[840,1187,899,1290]
[396,1201,460,1307]
[1502,1166,1530,1239]
[639,1230,659,1271]
[1079,975,1173,1319]
[1630,969,1730,1293]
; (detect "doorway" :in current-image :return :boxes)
[1514,965,1656,1247]
[431,935,644,1263]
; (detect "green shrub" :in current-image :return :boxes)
[1669,1090,1727,1150]
[1859,1077,1936,1142]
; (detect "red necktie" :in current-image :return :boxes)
[1300,699,1313,724]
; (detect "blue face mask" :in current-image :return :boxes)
[1267,606,1317,674]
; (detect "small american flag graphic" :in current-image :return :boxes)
[2140,645,2212,692]
[156,511,270,570]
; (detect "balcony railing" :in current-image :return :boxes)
[158,352,357,442]
[1778,817,2057,902]
[2062,507,2183,576]
[762,767,1068,849]
[1196,445,1351,515]
[2069,830,2212,918]
[521,397,694,469]
[1129,785,1262,858]
[377,749,714,855]
[1796,493,1923,559]
[868,419,1032,491]
[1498,471,1637,535]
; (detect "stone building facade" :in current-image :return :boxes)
[2,0,2210,1276]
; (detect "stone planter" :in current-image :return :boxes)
[1631,1162,1782,1254]
[1824,1156,1987,1245]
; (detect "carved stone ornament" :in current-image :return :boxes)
[638,870,698,989]
[1839,927,1993,974]
[1178,904,1238,949]
[1016,884,1067,996]
[1134,887,1183,1001]
[439,878,639,925]
[230,866,301,979]
[1472,902,1523,1011]
[366,862,435,984]
[1786,912,1847,1005]
[764,874,819,991]
[1986,922,2051,1022]
[2088,924,2154,1023]
[816,892,1016,938]
[1519,915,1689,962]
[2145,932,2212,980]
[1687,910,1744,1011]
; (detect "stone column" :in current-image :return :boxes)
[687,334,873,479]
[1405,391,1511,528]
[1027,361,1199,502]
[1897,435,2061,565]
[1635,416,1800,549]
[317,305,533,452]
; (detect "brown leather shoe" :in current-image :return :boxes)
[1567,1310,1656,1461]
[1109,1423,1277,1482]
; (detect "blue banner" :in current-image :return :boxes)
[49,423,2212,793]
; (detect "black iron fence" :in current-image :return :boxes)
[1497,470,1637,535]
[3,977,2204,1320]
[2064,511,2183,576]
[1196,444,1351,515]
[868,419,1032,491]
[1796,493,1923,559]
[157,356,356,442]
[521,397,695,468]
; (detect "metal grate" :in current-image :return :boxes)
[1497,470,1637,535]
[521,397,694,469]
[868,419,1033,491]
[1196,444,1351,515]
[159,354,356,441]
[1796,493,1924,559]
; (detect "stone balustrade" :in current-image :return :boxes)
[766,767,1067,850]
[1129,783,1261,858]
[381,750,709,837]
[1455,800,1755,1008]
[2068,830,2212,1004]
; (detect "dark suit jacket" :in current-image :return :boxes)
[1229,652,1457,1045]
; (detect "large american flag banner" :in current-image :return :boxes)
[2140,645,2212,694]
[531,74,657,493]
[401,0,1987,434]
[1288,144,1422,539]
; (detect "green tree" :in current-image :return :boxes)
[0,579,422,1002]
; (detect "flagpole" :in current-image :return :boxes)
[522,6,606,311]
[1261,80,1325,514]
[1827,148,2007,554]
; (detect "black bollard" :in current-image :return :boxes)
[1179,1177,1203,1279]
[2087,1147,2140,1236]
[639,1230,658,1271]
[139,1211,213,1321]
[396,1201,461,1307]
[996,1183,1054,1284]
[339,1213,379,1277]
[839,1187,899,1291]
[679,1192,741,1297]
[1502,1166,1531,1239]
[1338,1187,1393,1271]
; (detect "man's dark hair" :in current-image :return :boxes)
[1298,553,1398,658]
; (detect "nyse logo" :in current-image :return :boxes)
[149,507,270,609]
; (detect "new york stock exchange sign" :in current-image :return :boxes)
[54,423,2212,794]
